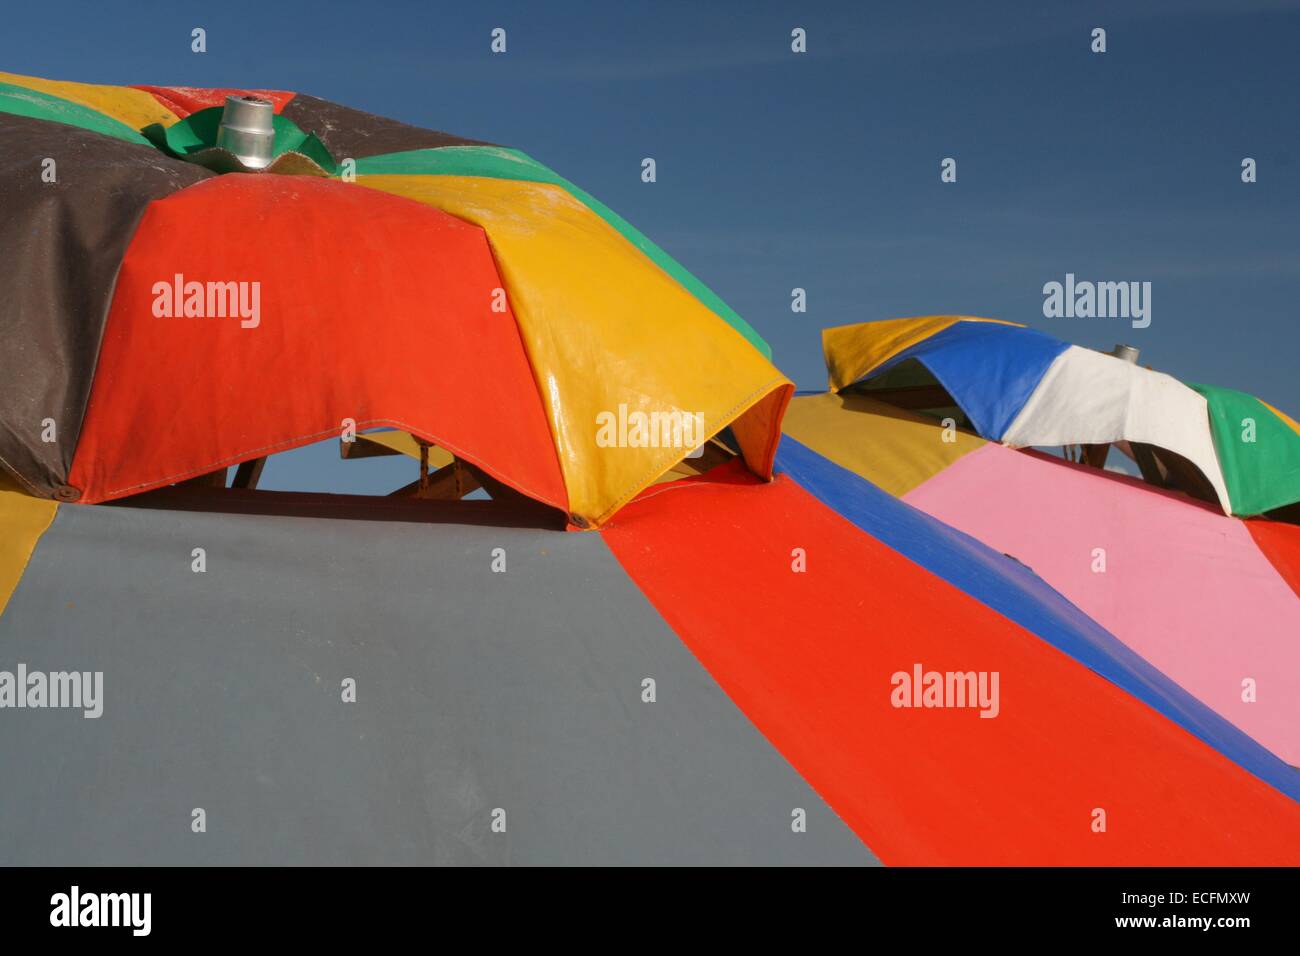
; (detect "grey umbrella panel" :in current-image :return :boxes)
[0,499,875,865]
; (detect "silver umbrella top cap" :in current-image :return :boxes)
[1111,344,1140,364]
[216,95,275,170]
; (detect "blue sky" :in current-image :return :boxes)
[5,0,1298,492]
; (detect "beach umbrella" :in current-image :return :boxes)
[785,320,1300,766]
[2,74,1299,865]
[6,450,1300,865]
[820,315,1300,518]
[0,70,788,528]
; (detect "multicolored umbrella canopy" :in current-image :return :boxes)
[3,75,1300,865]
[6,456,1300,864]
[0,70,788,527]
[786,326,1300,766]
[821,316,1300,518]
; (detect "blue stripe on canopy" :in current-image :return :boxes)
[776,435,1300,803]
[856,321,1069,439]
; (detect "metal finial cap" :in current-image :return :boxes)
[1111,344,1140,364]
[216,95,275,170]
